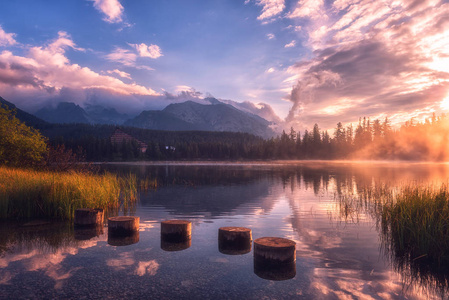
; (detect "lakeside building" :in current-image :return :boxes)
[110,128,148,153]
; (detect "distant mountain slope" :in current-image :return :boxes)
[126,101,275,137]
[0,96,48,127]
[84,104,129,125]
[125,110,204,131]
[36,102,91,124]
[34,102,129,125]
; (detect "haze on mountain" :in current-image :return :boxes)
[126,100,275,138]
[27,96,276,138]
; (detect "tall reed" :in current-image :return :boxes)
[381,183,449,266]
[0,166,137,220]
[380,184,449,297]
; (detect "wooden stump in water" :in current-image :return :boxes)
[254,237,296,264]
[161,220,191,242]
[218,227,252,255]
[108,216,139,236]
[74,208,104,227]
[108,231,140,246]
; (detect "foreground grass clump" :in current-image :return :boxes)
[0,166,137,220]
[382,184,449,266]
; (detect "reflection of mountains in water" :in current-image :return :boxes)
[107,163,449,218]
[142,181,275,217]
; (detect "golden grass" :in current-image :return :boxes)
[0,166,137,220]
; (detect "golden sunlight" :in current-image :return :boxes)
[428,56,449,73]
[441,96,449,110]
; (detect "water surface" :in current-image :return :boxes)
[1,161,449,299]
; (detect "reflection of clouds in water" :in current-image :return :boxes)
[139,221,157,232]
[209,257,229,263]
[310,268,406,299]
[106,252,135,270]
[45,265,83,289]
[0,235,105,288]
[277,174,434,299]
[135,260,159,276]
[0,271,12,285]
[106,251,160,277]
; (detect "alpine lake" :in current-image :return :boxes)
[1,161,449,299]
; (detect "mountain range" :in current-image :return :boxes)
[3,97,276,138]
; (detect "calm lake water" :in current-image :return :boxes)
[1,161,449,299]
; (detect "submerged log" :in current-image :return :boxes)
[218,227,252,255]
[74,208,104,227]
[108,216,140,236]
[108,231,140,246]
[161,220,191,242]
[254,237,296,265]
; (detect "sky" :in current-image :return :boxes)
[0,0,449,132]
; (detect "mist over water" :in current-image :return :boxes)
[1,161,448,299]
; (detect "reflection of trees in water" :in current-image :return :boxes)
[106,162,449,297]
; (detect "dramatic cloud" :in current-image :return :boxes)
[255,0,285,20]
[132,43,163,59]
[0,26,16,46]
[0,31,159,112]
[285,0,449,131]
[90,0,124,23]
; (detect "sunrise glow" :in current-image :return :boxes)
[441,96,449,111]
[0,0,448,131]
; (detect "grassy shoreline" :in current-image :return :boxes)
[0,166,137,220]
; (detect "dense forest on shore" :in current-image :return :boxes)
[1,99,448,162]
[43,114,449,162]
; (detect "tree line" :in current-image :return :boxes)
[1,101,448,163]
[53,114,449,162]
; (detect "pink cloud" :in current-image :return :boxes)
[105,47,137,66]
[0,26,16,46]
[284,40,296,48]
[132,43,163,59]
[0,32,159,112]
[256,0,285,20]
[90,0,124,23]
[107,69,132,80]
[284,0,449,131]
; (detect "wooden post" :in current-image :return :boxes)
[160,220,191,251]
[161,220,191,241]
[218,227,252,255]
[74,208,104,227]
[108,216,139,236]
[254,237,296,264]
[253,237,296,281]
